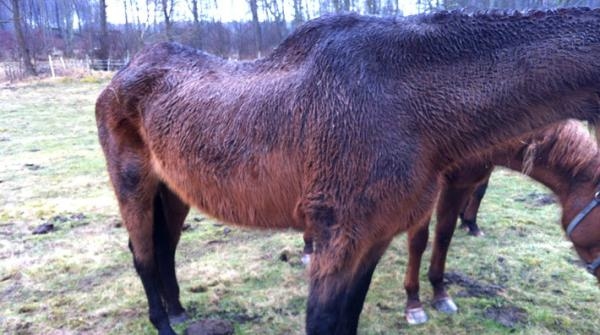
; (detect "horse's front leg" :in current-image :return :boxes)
[428,184,474,314]
[301,199,392,335]
[403,220,430,325]
[306,237,392,335]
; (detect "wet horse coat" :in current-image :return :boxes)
[96,10,600,335]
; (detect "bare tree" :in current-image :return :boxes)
[162,0,175,41]
[0,1,10,30]
[98,0,109,62]
[51,0,76,57]
[344,0,352,10]
[332,0,342,11]
[187,0,199,23]
[248,0,262,57]
[292,0,304,27]
[364,0,380,14]
[7,0,36,75]
[262,0,286,41]
[186,0,202,48]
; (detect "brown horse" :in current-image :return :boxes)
[96,10,600,335]
[403,120,600,324]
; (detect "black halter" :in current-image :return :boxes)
[565,191,600,275]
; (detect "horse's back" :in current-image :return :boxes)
[95,36,422,233]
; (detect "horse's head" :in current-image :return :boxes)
[562,187,600,282]
[520,120,600,282]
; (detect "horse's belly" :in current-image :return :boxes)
[153,151,304,230]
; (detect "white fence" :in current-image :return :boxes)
[88,58,128,71]
[0,56,128,82]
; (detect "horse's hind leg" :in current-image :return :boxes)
[459,178,490,237]
[114,172,175,335]
[403,219,431,325]
[302,228,314,265]
[102,140,176,334]
[153,183,190,323]
[428,184,474,314]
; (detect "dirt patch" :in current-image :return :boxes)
[206,239,227,245]
[483,305,528,328]
[32,223,54,235]
[32,213,89,234]
[189,284,208,293]
[444,271,505,298]
[186,301,260,325]
[513,191,556,207]
[185,319,234,335]
[279,249,293,262]
[47,213,87,223]
[23,163,42,171]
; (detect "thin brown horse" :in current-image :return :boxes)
[96,10,600,335]
[403,120,600,324]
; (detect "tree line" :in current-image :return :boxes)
[1,0,599,77]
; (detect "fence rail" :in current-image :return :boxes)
[89,59,128,71]
[0,57,128,82]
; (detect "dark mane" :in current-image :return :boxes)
[417,8,600,61]
[425,7,600,24]
[263,8,600,79]
[265,13,384,65]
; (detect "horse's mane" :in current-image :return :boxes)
[264,13,378,64]
[423,7,600,24]
[263,8,600,70]
[522,120,600,181]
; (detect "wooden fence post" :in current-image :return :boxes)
[48,55,55,78]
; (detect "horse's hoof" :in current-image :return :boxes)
[169,312,188,325]
[468,229,485,237]
[405,307,428,325]
[432,297,458,314]
[158,325,178,335]
[301,254,311,266]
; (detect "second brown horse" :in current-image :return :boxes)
[406,120,600,323]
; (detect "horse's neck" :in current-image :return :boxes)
[489,137,600,204]
[399,10,600,162]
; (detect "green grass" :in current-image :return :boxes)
[0,79,599,334]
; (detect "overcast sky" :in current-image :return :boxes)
[106,0,420,24]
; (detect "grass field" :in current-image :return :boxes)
[0,78,599,335]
